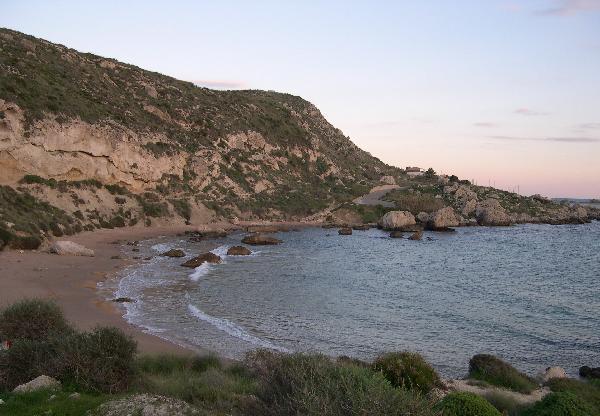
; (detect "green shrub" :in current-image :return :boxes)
[104,184,129,195]
[372,351,441,394]
[0,389,111,416]
[169,199,192,222]
[545,378,600,414]
[244,350,435,416]
[0,338,64,390]
[483,390,530,416]
[469,354,537,393]
[20,174,57,188]
[61,327,137,393]
[0,299,70,342]
[521,392,595,416]
[435,392,501,416]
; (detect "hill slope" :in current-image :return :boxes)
[0,28,403,247]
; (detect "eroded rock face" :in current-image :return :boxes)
[241,234,282,245]
[378,211,416,230]
[49,240,94,256]
[428,207,459,230]
[227,246,251,256]
[416,212,430,223]
[181,252,222,268]
[13,375,61,393]
[461,199,478,217]
[476,198,512,226]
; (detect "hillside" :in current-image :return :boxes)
[0,28,597,250]
[0,28,403,248]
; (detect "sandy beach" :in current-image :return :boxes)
[0,225,213,355]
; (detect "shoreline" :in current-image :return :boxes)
[0,221,320,356]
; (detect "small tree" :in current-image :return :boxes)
[425,168,436,178]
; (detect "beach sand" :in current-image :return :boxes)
[0,225,209,355]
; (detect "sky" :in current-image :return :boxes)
[2,0,599,197]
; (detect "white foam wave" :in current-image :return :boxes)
[151,243,172,253]
[189,262,213,281]
[211,244,231,258]
[188,304,289,352]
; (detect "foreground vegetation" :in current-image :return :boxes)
[1,300,598,415]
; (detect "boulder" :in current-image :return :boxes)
[389,231,403,238]
[579,366,600,379]
[408,230,423,240]
[338,227,352,235]
[112,297,135,303]
[161,249,185,257]
[427,207,459,230]
[380,175,396,185]
[540,366,567,383]
[461,199,478,217]
[416,212,430,223]
[476,199,512,226]
[378,211,416,231]
[13,375,61,393]
[241,234,283,245]
[181,252,222,268]
[227,246,251,256]
[49,241,94,257]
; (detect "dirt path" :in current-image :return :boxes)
[352,184,400,207]
[445,379,550,406]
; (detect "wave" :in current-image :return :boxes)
[188,304,290,352]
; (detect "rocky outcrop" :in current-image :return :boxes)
[416,212,430,223]
[461,199,478,217]
[161,249,185,257]
[380,175,396,185]
[389,231,403,238]
[352,225,370,231]
[49,241,94,256]
[338,227,352,235]
[378,211,416,231]
[227,246,251,256]
[181,252,222,268]
[427,207,459,230]
[241,234,283,245]
[540,367,567,383]
[91,394,199,416]
[476,199,512,226]
[13,375,61,393]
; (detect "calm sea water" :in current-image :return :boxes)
[108,222,600,378]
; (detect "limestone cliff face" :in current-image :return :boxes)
[0,27,400,244]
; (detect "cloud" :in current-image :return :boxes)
[514,108,550,116]
[473,122,497,128]
[191,79,245,89]
[491,135,599,143]
[576,122,600,130]
[536,0,600,16]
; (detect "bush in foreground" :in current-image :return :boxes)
[469,354,537,393]
[434,391,501,416]
[0,298,71,342]
[544,378,600,414]
[372,351,441,394]
[521,392,595,416]
[0,299,137,393]
[244,350,436,416]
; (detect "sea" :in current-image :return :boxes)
[101,221,600,378]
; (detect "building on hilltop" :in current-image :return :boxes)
[406,167,423,177]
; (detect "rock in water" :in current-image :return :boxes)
[338,227,353,235]
[13,375,61,393]
[49,241,94,256]
[378,211,416,230]
[227,246,251,256]
[352,225,370,231]
[428,206,459,230]
[409,230,423,240]
[161,249,185,257]
[241,234,283,245]
[476,198,512,226]
[181,252,222,268]
[579,366,600,379]
[416,212,430,223]
[389,231,403,238]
